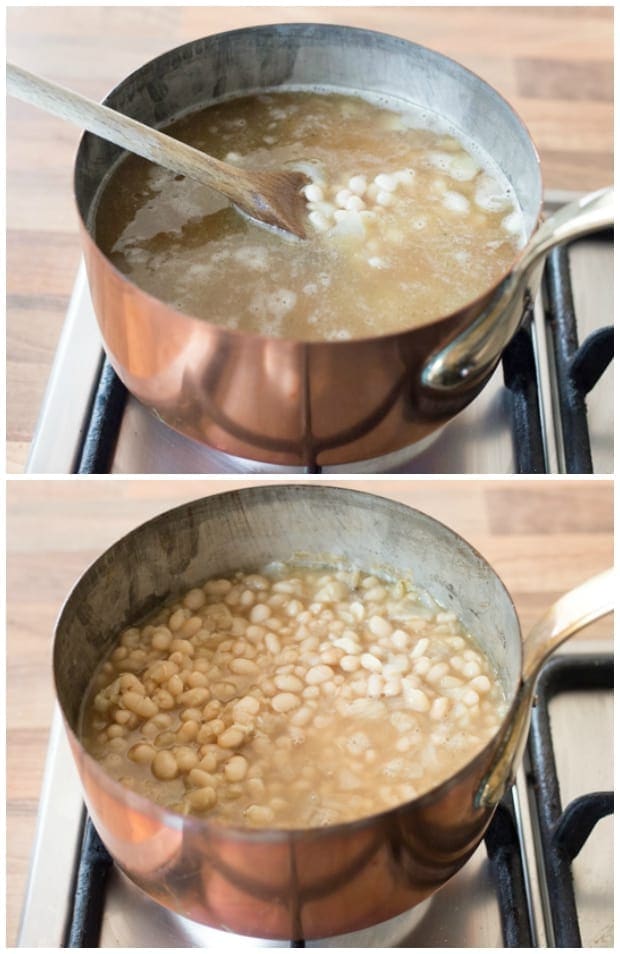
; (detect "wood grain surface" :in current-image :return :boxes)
[6,6,613,471]
[6,477,614,944]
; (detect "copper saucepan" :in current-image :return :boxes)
[53,485,613,939]
[74,24,613,469]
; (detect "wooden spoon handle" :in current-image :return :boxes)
[6,62,249,199]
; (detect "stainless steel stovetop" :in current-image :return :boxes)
[17,643,613,948]
[26,193,613,475]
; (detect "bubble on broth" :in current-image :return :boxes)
[232,245,270,271]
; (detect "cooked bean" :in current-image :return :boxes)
[224,755,248,782]
[360,653,383,673]
[368,616,392,639]
[170,638,195,656]
[265,632,281,655]
[249,603,271,624]
[128,743,155,764]
[179,687,210,707]
[152,750,178,780]
[186,786,217,811]
[306,664,333,685]
[411,637,430,659]
[470,674,491,694]
[177,720,199,743]
[463,689,480,707]
[234,695,261,716]
[406,688,431,712]
[167,674,184,696]
[272,692,301,713]
[121,692,158,719]
[430,697,449,720]
[217,726,245,749]
[245,804,274,825]
[184,588,206,611]
[168,609,186,632]
[188,767,215,788]
[230,658,259,676]
[462,660,482,678]
[174,746,199,772]
[107,724,125,739]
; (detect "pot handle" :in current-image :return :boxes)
[422,187,614,393]
[476,567,614,808]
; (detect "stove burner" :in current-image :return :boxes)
[527,654,613,946]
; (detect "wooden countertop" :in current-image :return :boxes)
[6,6,613,472]
[6,477,613,944]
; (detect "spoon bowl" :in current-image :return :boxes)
[6,62,310,238]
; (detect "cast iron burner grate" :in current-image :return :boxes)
[74,233,611,476]
[527,653,613,947]
[543,238,614,474]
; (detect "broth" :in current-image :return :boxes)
[81,563,508,828]
[95,89,525,341]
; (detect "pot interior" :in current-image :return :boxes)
[75,23,542,242]
[55,485,522,736]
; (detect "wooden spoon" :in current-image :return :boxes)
[7,62,310,238]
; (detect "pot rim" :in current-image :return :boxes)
[73,21,544,348]
[53,483,523,842]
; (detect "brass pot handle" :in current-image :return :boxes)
[421,187,614,393]
[477,567,614,808]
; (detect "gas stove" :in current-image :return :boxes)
[17,646,613,947]
[26,193,612,475]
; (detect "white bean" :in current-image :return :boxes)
[430,697,449,720]
[245,804,275,825]
[470,674,491,693]
[462,660,481,678]
[308,210,331,232]
[272,692,301,713]
[411,637,430,659]
[275,673,304,693]
[340,654,360,672]
[345,195,365,212]
[265,632,281,655]
[217,726,245,748]
[224,755,248,782]
[361,653,383,673]
[303,182,324,203]
[348,175,367,195]
[443,191,470,214]
[406,688,430,712]
[463,689,480,707]
[306,664,333,685]
[250,603,271,624]
[368,616,392,639]
[230,658,259,676]
[374,173,397,192]
[367,674,384,697]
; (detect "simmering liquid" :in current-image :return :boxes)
[95,90,525,341]
[81,564,507,828]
